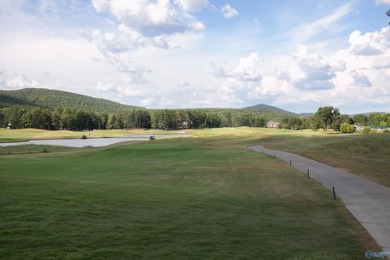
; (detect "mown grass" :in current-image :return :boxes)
[0,131,378,259]
[0,128,173,143]
[261,133,390,188]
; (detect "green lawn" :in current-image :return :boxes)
[0,130,378,259]
[261,133,390,188]
[0,128,171,143]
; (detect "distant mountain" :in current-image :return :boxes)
[242,104,297,116]
[298,112,314,117]
[349,112,387,116]
[0,88,141,113]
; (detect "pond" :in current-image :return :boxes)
[0,134,188,148]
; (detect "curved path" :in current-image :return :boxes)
[248,145,390,253]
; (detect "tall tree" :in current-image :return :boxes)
[313,106,340,130]
[0,109,4,128]
[368,113,384,127]
[353,114,368,126]
[3,107,25,129]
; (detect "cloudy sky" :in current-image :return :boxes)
[0,0,389,113]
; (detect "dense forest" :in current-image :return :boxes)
[0,88,139,113]
[0,89,389,131]
[0,105,389,132]
[0,106,270,130]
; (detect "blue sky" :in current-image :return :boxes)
[0,0,389,113]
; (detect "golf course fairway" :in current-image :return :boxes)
[0,128,380,258]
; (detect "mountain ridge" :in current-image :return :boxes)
[1,88,308,118]
[241,103,297,116]
[0,88,140,113]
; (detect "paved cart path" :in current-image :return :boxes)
[248,145,390,253]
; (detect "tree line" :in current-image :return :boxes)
[0,106,388,131]
[0,107,269,130]
[279,106,389,132]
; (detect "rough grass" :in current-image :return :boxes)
[0,144,86,155]
[262,133,390,188]
[0,131,379,259]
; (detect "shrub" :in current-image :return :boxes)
[362,127,371,134]
[340,123,356,134]
[81,135,87,139]
[383,129,390,134]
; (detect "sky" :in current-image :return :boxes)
[0,0,389,114]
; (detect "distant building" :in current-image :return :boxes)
[177,121,190,129]
[266,121,279,128]
[354,125,365,131]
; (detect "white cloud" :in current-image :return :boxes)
[221,4,239,18]
[349,27,390,56]
[174,0,210,13]
[97,82,115,92]
[251,75,290,97]
[91,0,111,12]
[210,52,265,106]
[92,24,169,53]
[179,80,189,87]
[212,52,263,81]
[91,0,205,37]
[140,98,154,106]
[376,0,390,4]
[0,71,40,89]
[89,0,207,89]
[349,71,372,87]
[373,58,390,69]
[290,45,336,90]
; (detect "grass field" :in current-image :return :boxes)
[0,128,169,143]
[260,132,390,188]
[0,128,379,258]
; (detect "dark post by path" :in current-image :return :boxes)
[333,187,336,200]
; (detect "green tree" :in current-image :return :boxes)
[98,113,108,129]
[189,110,206,129]
[175,110,189,129]
[22,108,52,129]
[61,108,75,130]
[280,117,304,130]
[0,109,4,128]
[353,114,368,126]
[3,107,25,129]
[204,113,221,128]
[340,122,356,133]
[253,115,266,127]
[313,106,340,130]
[51,108,63,130]
[107,114,120,129]
[368,113,383,127]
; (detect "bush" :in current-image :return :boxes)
[362,127,371,134]
[81,135,87,139]
[383,129,390,134]
[340,123,356,134]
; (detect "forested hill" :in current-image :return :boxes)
[0,88,140,113]
[242,104,297,117]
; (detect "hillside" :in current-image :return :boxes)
[242,104,297,117]
[0,88,140,113]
